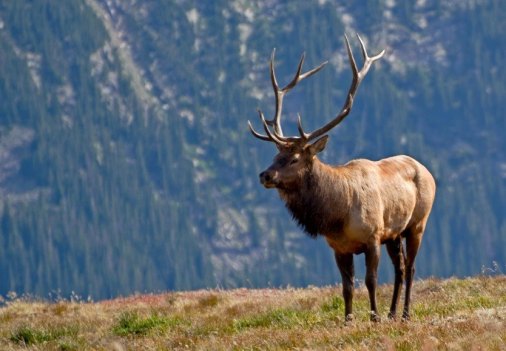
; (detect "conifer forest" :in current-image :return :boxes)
[0,0,504,299]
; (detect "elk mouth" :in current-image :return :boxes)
[261,181,278,189]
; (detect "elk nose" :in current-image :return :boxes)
[259,171,271,183]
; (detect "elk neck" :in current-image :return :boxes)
[278,157,351,238]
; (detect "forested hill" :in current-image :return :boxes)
[0,0,504,300]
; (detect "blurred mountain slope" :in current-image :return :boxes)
[0,0,504,299]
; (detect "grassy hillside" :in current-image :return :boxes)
[0,276,505,350]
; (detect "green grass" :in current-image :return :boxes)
[233,307,319,331]
[10,324,79,346]
[112,311,184,336]
[320,295,345,313]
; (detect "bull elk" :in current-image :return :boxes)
[248,34,436,322]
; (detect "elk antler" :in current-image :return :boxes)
[248,34,385,146]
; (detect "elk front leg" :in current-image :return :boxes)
[335,252,354,322]
[365,243,381,322]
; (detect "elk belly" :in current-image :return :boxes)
[324,234,367,255]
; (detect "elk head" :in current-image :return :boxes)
[249,35,385,190]
[258,136,329,190]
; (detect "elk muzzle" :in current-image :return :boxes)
[259,170,278,188]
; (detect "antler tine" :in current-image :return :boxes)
[345,34,359,81]
[299,60,328,80]
[356,34,385,80]
[269,49,279,93]
[248,120,271,142]
[303,34,385,142]
[281,53,328,95]
[247,109,288,146]
[357,34,385,61]
[282,53,307,90]
[258,110,287,145]
[268,49,284,135]
[296,113,309,140]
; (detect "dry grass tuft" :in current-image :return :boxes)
[0,276,505,350]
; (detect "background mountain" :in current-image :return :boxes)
[0,0,504,300]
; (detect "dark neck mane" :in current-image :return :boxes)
[279,160,348,238]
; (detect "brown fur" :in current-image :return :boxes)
[259,139,436,321]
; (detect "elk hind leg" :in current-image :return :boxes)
[402,225,424,320]
[385,237,405,320]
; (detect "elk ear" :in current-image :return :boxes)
[307,135,329,155]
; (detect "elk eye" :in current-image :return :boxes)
[290,158,299,165]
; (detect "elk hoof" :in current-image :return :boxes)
[387,312,397,320]
[344,314,354,324]
[402,312,411,321]
[370,312,381,323]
